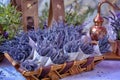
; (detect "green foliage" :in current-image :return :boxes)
[0,3,21,42]
[65,1,94,25]
[0,36,5,43]
[39,3,49,29]
[65,7,94,25]
[39,2,94,27]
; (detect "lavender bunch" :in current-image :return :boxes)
[34,21,86,64]
[52,50,69,64]
[0,36,20,53]
[63,40,80,53]
[36,40,68,64]
[27,30,37,42]
[0,21,90,70]
[19,33,29,44]
[98,36,110,54]
[0,41,13,53]
[109,11,120,40]
[0,33,32,62]
[79,42,94,54]
[21,60,38,71]
[10,45,32,63]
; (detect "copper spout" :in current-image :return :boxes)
[98,0,120,14]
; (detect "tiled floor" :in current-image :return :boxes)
[0,59,120,80]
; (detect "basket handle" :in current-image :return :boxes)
[48,0,65,27]
[4,53,20,69]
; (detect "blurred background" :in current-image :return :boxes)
[1,0,120,25]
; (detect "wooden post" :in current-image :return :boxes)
[21,0,39,31]
[11,0,22,11]
[48,0,65,27]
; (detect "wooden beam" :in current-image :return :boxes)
[10,0,22,11]
[21,0,39,31]
[48,0,65,27]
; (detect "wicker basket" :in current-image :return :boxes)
[2,0,105,79]
[4,53,104,80]
[104,40,120,60]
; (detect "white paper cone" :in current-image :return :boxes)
[37,56,49,66]
[67,52,79,61]
[93,45,102,56]
[33,50,50,66]
[33,50,40,60]
[29,37,37,49]
[76,48,90,60]
[44,57,54,66]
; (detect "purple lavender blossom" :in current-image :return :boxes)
[3,31,8,39]
[107,11,120,40]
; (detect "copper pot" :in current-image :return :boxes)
[90,13,107,41]
[90,0,120,41]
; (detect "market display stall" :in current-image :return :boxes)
[0,0,120,80]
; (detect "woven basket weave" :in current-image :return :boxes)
[4,53,104,80]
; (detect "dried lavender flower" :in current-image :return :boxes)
[98,36,110,54]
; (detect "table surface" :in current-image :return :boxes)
[0,59,120,80]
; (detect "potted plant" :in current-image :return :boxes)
[0,3,21,62]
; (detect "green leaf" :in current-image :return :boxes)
[0,3,21,42]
